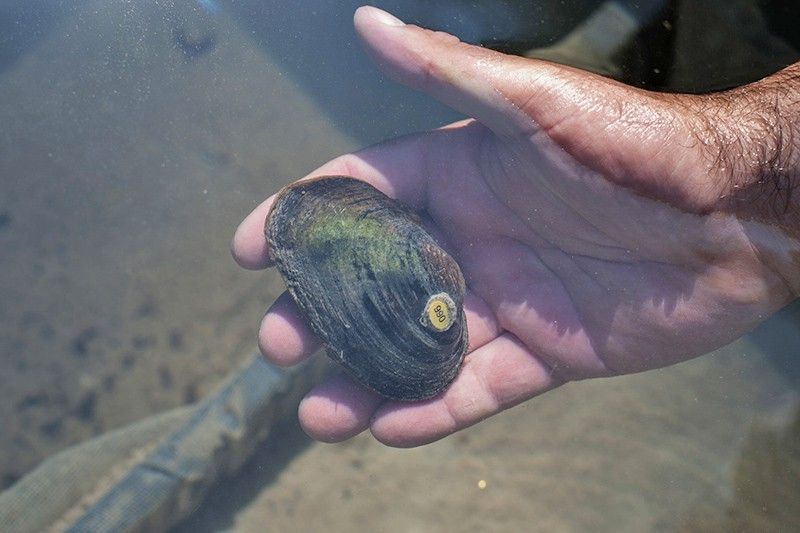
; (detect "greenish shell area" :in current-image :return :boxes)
[302,212,419,277]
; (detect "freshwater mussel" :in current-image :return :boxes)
[265,176,468,401]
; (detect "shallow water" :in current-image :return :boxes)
[1,0,799,530]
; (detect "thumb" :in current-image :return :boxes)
[354,6,709,210]
[353,5,639,139]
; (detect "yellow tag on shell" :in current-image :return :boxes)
[422,293,456,332]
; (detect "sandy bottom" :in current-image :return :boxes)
[0,0,362,487]
[1,1,799,531]
[173,330,800,532]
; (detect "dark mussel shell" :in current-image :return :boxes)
[265,176,468,401]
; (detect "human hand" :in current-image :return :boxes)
[232,6,800,447]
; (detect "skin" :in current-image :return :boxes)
[232,6,800,447]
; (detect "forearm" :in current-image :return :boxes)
[683,61,800,299]
[720,62,800,299]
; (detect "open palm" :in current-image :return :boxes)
[232,7,795,447]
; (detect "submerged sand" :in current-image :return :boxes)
[0,1,798,531]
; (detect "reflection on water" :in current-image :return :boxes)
[0,0,799,530]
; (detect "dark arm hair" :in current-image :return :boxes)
[701,61,800,234]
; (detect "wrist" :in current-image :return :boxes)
[692,63,800,299]
[704,62,800,230]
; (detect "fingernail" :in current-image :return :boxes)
[368,6,405,27]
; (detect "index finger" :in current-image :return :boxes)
[231,127,458,271]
